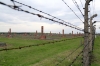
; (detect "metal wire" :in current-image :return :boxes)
[72,0,84,17]
[68,50,83,66]
[82,38,93,66]
[55,42,83,66]
[0,37,81,52]
[12,0,83,31]
[80,0,84,8]
[56,38,93,66]
[0,1,83,31]
[62,0,84,23]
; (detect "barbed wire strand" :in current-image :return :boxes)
[0,1,83,31]
[62,0,84,23]
[92,0,96,15]
[56,37,93,66]
[12,0,83,30]
[89,5,92,19]
[55,42,83,66]
[0,1,95,66]
[0,37,82,52]
[68,50,83,66]
[82,38,94,66]
[80,0,84,8]
[72,0,84,17]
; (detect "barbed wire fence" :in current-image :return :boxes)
[0,0,97,66]
[12,0,83,30]
[0,37,81,52]
[0,1,83,31]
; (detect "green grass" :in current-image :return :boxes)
[91,36,100,66]
[0,36,99,66]
[0,36,48,48]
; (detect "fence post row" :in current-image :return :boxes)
[83,0,92,66]
[89,14,97,52]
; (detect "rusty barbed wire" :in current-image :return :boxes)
[0,37,81,52]
[0,1,83,31]
[62,0,84,23]
[68,38,93,66]
[55,42,83,66]
[68,39,93,66]
[12,0,83,31]
[0,1,96,66]
[56,37,93,66]
[82,38,94,66]
[68,50,83,66]
[72,0,84,17]
[55,37,93,66]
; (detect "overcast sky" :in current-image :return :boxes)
[0,0,100,34]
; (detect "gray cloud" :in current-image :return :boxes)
[0,0,100,33]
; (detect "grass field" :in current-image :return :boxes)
[91,36,100,66]
[0,36,99,66]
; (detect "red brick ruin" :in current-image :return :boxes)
[62,29,65,37]
[79,32,82,36]
[8,28,11,38]
[77,32,78,35]
[72,31,76,37]
[40,26,46,39]
[41,26,43,35]
[35,30,37,36]
[24,33,27,36]
[34,30,38,39]
[49,31,52,36]
[72,31,73,36]
[59,32,60,36]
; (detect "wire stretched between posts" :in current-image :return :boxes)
[56,37,93,66]
[80,0,84,8]
[55,42,83,66]
[0,37,82,52]
[68,50,83,66]
[82,38,94,65]
[72,0,84,17]
[0,1,83,31]
[12,0,83,30]
[68,38,91,66]
[62,0,84,23]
